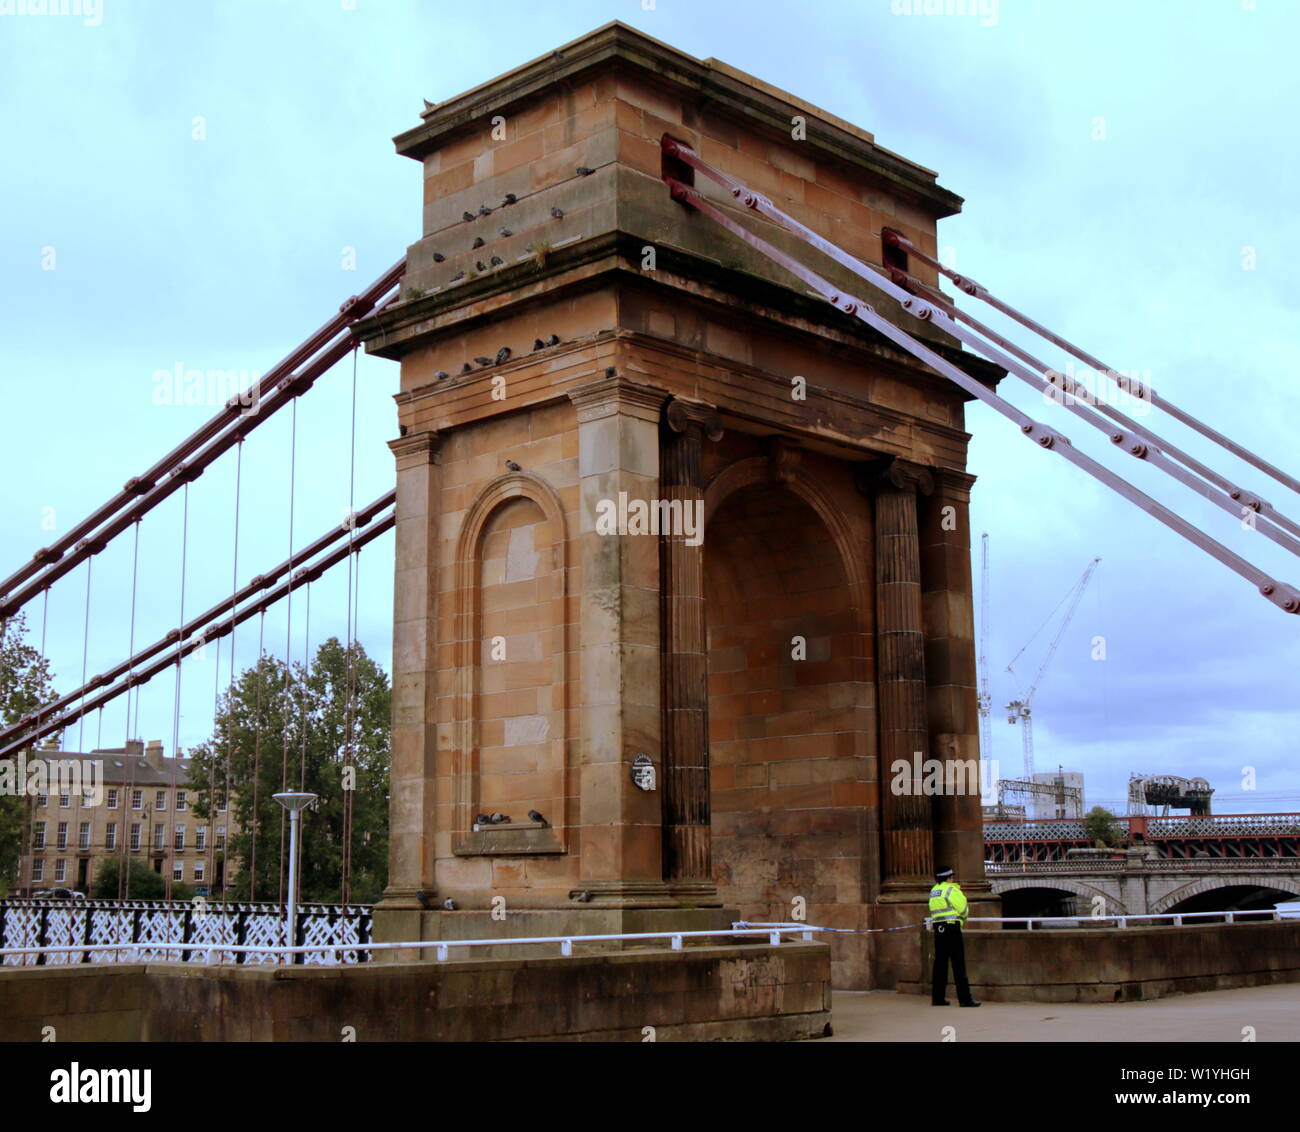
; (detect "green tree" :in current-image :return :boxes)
[93,857,179,901]
[1083,805,1123,847]
[189,638,390,905]
[0,612,58,895]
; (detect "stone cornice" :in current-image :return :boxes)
[931,467,977,500]
[567,373,667,423]
[394,22,962,217]
[354,233,1004,398]
[387,429,441,467]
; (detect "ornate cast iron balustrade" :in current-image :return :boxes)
[0,899,372,967]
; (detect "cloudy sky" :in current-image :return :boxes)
[2,0,1297,816]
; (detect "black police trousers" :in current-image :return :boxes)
[931,922,975,1005]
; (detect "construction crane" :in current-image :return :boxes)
[977,532,993,767]
[1004,557,1101,777]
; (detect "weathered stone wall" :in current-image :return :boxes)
[360,23,1003,989]
[0,942,830,1042]
[903,921,1300,1003]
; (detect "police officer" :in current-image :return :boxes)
[929,865,980,1007]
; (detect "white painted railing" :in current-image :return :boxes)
[3,909,1294,967]
[962,909,1289,929]
[0,924,819,967]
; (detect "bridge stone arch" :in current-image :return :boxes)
[1151,875,1300,915]
[992,876,1127,916]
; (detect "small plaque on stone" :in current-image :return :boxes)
[631,754,656,792]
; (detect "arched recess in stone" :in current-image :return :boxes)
[992,876,1127,917]
[1151,876,1300,915]
[702,454,873,954]
[452,472,570,850]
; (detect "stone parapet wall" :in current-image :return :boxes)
[901,920,1300,1003]
[0,942,830,1042]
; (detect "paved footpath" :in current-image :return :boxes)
[822,984,1300,1042]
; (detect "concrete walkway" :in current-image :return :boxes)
[822,984,1300,1042]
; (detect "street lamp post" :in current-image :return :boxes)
[272,792,316,964]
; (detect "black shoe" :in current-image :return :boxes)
[931,1000,950,1006]
[959,1000,981,1008]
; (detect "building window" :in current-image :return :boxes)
[196,826,207,852]
[81,786,96,806]
[56,822,68,850]
[130,824,141,851]
[36,793,47,808]
[32,859,44,882]
[176,790,187,812]
[58,793,70,809]
[153,824,164,851]
[78,822,90,850]
[217,789,227,813]
[131,789,143,810]
[155,790,167,811]
[174,825,185,851]
[54,859,66,882]
[172,862,183,882]
[106,823,117,850]
[33,822,46,850]
[193,861,205,882]
[107,788,119,809]
[216,826,226,850]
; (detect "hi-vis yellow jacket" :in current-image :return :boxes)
[929,881,969,925]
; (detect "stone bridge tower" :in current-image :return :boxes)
[357,22,1002,989]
